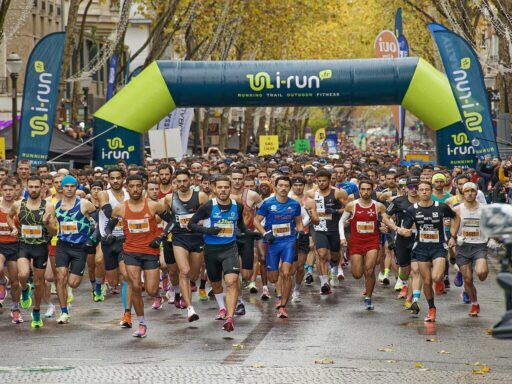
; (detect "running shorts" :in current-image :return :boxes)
[267,240,295,272]
[18,243,48,269]
[456,243,487,267]
[204,242,240,282]
[55,241,87,276]
[123,253,160,270]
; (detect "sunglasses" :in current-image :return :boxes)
[406,185,418,190]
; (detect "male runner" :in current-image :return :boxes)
[189,176,259,331]
[452,182,489,316]
[10,176,56,328]
[254,176,303,318]
[109,174,166,338]
[340,180,387,310]
[54,175,96,324]
[164,169,209,322]
[303,167,318,193]
[0,178,22,323]
[308,169,349,293]
[398,181,459,322]
[158,163,173,198]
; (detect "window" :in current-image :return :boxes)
[41,1,45,11]
[49,3,53,14]
[40,16,44,35]
[33,0,38,7]
[57,7,61,16]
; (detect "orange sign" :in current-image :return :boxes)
[374,30,399,59]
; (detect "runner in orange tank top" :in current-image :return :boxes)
[109,174,167,338]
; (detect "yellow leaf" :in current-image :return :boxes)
[480,366,491,373]
[426,338,439,342]
[232,344,244,350]
[414,362,424,368]
[378,348,394,352]
[315,358,334,364]
[472,369,485,375]
[386,360,397,363]
[251,364,265,368]
[439,350,451,354]
[485,327,492,335]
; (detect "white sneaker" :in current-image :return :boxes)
[56,313,70,324]
[44,303,55,318]
[291,290,302,303]
[166,289,175,304]
[394,279,404,291]
[378,272,385,283]
[50,282,57,295]
[337,268,345,281]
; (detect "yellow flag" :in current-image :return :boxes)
[0,137,5,159]
[259,135,279,156]
[315,128,326,155]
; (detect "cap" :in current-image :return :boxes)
[432,173,447,183]
[291,176,306,185]
[406,176,420,186]
[61,175,78,187]
[462,182,478,192]
[94,166,103,172]
[357,172,370,180]
[303,167,316,175]
[90,181,103,189]
[279,166,290,174]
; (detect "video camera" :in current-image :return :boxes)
[481,204,512,339]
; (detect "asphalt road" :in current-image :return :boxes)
[0,255,511,383]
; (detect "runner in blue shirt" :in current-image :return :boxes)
[254,176,303,319]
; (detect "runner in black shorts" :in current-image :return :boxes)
[399,181,459,323]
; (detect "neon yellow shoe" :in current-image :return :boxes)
[404,300,412,310]
[67,287,74,304]
[31,312,43,328]
[21,286,32,309]
[198,289,208,301]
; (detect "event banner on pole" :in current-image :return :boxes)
[429,23,499,167]
[294,139,310,153]
[314,128,326,155]
[93,118,143,167]
[156,107,193,155]
[395,8,409,144]
[106,54,118,101]
[258,135,279,156]
[18,32,65,164]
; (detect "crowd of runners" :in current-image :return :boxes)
[0,148,496,338]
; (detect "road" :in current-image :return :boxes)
[0,255,510,383]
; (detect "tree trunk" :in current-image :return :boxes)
[218,107,230,151]
[240,107,255,152]
[0,0,12,44]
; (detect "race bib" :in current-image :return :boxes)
[0,222,11,236]
[216,223,235,238]
[127,219,150,233]
[318,210,332,221]
[61,221,79,235]
[21,225,43,239]
[356,221,374,234]
[419,229,439,243]
[272,223,291,237]
[177,214,193,229]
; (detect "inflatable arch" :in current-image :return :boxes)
[95,57,462,157]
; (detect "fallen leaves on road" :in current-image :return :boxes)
[485,327,492,335]
[439,350,451,354]
[314,358,334,364]
[378,345,395,352]
[386,360,397,363]
[232,344,244,350]
[414,362,424,368]
[250,364,265,368]
[426,338,439,342]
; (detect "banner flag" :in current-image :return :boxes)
[429,23,499,167]
[294,139,310,153]
[325,133,338,154]
[18,32,65,164]
[157,107,193,155]
[106,54,118,101]
[314,128,326,156]
[395,8,409,144]
[258,135,279,156]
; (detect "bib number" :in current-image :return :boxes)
[356,221,374,234]
[22,225,43,239]
[419,230,439,243]
[61,222,79,235]
[216,223,235,238]
[177,214,193,229]
[127,219,150,233]
[272,223,291,237]
[0,222,11,236]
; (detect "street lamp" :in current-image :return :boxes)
[80,74,92,128]
[6,52,22,160]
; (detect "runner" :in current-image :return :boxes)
[398,181,459,322]
[10,176,57,328]
[452,182,489,316]
[188,175,260,331]
[308,169,349,294]
[109,174,167,338]
[164,169,209,322]
[54,175,96,324]
[339,180,387,310]
[0,178,22,323]
[254,176,303,318]
[157,164,173,198]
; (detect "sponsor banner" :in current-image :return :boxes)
[93,118,143,167]
[325,133,338,154]
[156,107,194,154]
[258,135,279,156]
[429,23,499,167]
[106,54,118,101]
[314,128,326,156]
[18,32,65,164]
[294,139,311,153]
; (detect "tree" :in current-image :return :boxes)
[0,0,12,44]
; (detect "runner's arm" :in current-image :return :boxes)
[44,203,57,237]
[306,199,320,225]
[338,202,353,241]
[188,201,219,234]
[98,191,112,218]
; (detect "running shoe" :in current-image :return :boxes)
[215,308,227,320]
[175,297,186,309]
[198,289,208,301]
[444,276,450,289]
[454,271,463,287]
[261,286,270,301]
[110,286,120,295]
[31,312,43,328]
[50,282,57,295]
[337,268,345,282]
[56,313,71,324]
[187,306,199,322]
[133,323,147,338]
[93,291,105,302]
[469,303,480,317]
[67,287,74,304]
[277,306,288,318]
[235,302,246,316]
[162,275,170,292]
[321,283,332,295]
[190,281,197,292]
[20,287,32,309]
[305,272,313,285]
[152,296,163,310]
[404,300,412,310]
[120,312,132,328]
[382,273,390,286]
[0,283,6,301]
[208,289,215,298]
[329,275,338,288]
[166,290,175,304]
[222,316,234,332]
[409,301,420,315]
[44,303,56,318]
[11,309,23,324]
[462,291,471,304]
[394,279,404,291]
[398,286,408,299]
[248,281,258,294]
[291,290,302,303]
[434,281,445,295]
[378,272,385,283]
[364,298,374,310]
[424,307,437,322]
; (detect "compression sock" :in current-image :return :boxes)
[427,298,435,309]
[412,290,421,302]
[122,281,128,309]
[61,306,69,315]
[215,293,225,309]
[95,278,103,295]
[22,288,29,301]
[199,279,207,290]
[32,308,41,322]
